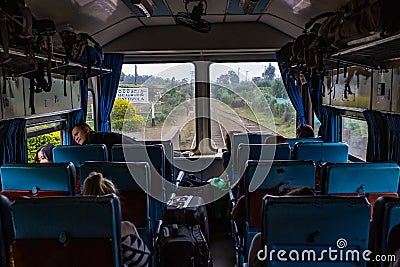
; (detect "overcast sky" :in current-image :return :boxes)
[122,62,280,82]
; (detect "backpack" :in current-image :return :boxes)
[59,30,103,71]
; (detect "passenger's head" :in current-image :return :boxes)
[82,172,118,196]
[296,124,315,138]
[71,122,92,145]
[264,134,287,144]
[285,186,316,196]
[35,144,54,163]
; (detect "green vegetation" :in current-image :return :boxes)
[27,132,61,163]
[118,65,297,139]
[111,98,144,132]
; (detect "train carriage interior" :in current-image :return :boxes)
[1,0,400,266]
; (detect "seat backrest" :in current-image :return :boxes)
[370,196,400,257]
[321,162,400,218]
[143,140,174,181]
[112,144,165,176]
[0,194,13,267]
[293,142,349,163]
[321,162,400,195]
[262,195,370,266]
[10,195,122,267]
[286,137,324,149]
[53,144,108,167]
[237,144,291,182]
[244,160,316,229]
[1,163,76,200]
[229,132,273,182]
[80,161,151,244]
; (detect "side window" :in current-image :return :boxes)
[342,117,368,161]
[86,90,95,129]
[27,122,63,163]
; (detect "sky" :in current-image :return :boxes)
[122,62,280,82]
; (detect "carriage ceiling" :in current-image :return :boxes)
[26,0,348,61]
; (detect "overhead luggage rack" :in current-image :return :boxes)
[0,47,111,80]
[330,32,400,69]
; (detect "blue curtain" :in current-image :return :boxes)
[363,110,389,162]
[63,80,88,145]
[310,75,323,123]
[99,54,124,132]
[383,113,400,164]
[0,119,27,165]
[319,106,340,142]
[277,62,306,125]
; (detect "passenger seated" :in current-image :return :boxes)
[296,124,314,138]
[222,133,232,170]
[71,122,138,157]
[263,134,287,144]
[82,172,150,267]
[247,186,316,267]
[34,144,54,163]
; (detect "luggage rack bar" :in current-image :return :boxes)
[330,32,400,69]
[0,47,111,80]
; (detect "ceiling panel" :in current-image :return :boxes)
[225,14,260,22]
[141,16,176,26]
[95,17,143,45]
[258,14,300,38]
[26,0,133,35]
[202,15,225,24]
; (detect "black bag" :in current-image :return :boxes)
[163,195,210,242]
[156,224,210,267]
[59,30,103,67]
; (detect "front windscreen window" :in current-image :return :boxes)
[210,62,296,149]
[113,63,195,151]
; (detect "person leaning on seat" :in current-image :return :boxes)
[82,172,150,267]
[71,122,139,154]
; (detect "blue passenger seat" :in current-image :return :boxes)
[241,160,316,257]
[0,194,13,267]
[53,144,108,194]
[228,132,273,183]
[236,144,291,185]
[80,161,153,247]
[53,144,108,167]
[10,195,122,267]
[0,163,76,200]
[143,140,174,181]
[111,144,166,212]
[321,162,399,217]
[262,195,370,266]
[286,137,324,150]
[293,142,349,163]
[370,196,400,264]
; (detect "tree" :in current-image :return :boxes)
[272,78,286,98]
[263,63,276,80]
[111,98,144,132]
[120,72,126,82]
[228,70,239,84]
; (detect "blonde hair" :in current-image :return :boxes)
[82,172,118,196]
